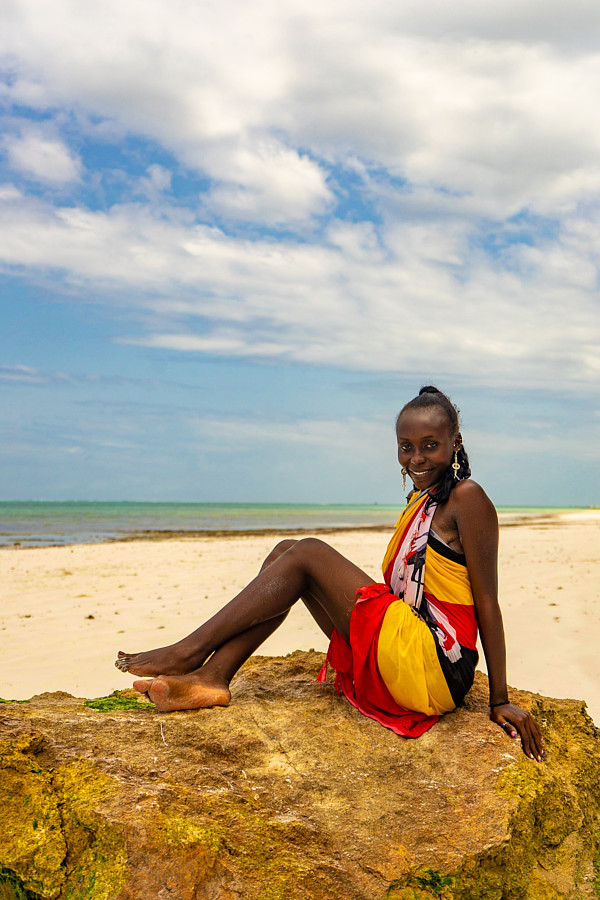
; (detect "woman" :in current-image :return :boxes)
[116,386,543,761]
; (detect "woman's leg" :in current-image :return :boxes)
[116,537,373,679]
[130,541,346,711]
[133,591,340,712]
[132,614,291,711]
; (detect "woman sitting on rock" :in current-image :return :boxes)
[116,385,543,762]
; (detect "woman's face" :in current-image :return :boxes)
[396,406,458,491]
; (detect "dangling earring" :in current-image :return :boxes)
[401,467,407,491]
[452,450,460,481]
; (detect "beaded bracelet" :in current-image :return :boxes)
[489,700,510,708]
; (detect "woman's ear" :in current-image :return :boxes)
[454,432,463,450]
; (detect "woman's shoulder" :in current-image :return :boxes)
[452,477,487,498]
[447,478,498,521]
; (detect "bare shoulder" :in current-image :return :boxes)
[452,478,494,505]
[448,479,498,526]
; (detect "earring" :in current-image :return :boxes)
[452,450,460,481]
[401,467,407,491]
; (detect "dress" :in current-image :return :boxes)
[317,490,479,737]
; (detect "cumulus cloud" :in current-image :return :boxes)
[3,0,600,215]
[0,186,598,389]
[2,128,81,185]
[0,0,599,393]
[202,137,333,223]
[134,164,172,202]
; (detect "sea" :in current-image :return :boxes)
[0,501,584,548]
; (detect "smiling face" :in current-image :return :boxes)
[396,405,460,491]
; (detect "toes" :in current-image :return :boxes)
[115,653,137,672]
[133,679,154,695]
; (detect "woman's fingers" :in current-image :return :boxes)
[519,722,540,761]
[491,704,544,762]
[527,717,544,757]
[518,713,544,761]
[500,720,518,739]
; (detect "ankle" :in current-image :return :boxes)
[177,639,209,667]
[198,661,232,687]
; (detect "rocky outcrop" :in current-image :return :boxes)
[1,651,599,900]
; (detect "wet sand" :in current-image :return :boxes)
[1,511,599,724]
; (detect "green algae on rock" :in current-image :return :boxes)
[82,692,153,712]
[0,737,127,900]
[0,734,66,898]
[0,868,44,899]
[52,761,128,900]
[0,655,599,899]
[386,866,456,899]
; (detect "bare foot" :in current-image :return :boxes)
[115,642,207,677]
[132,673,231,712]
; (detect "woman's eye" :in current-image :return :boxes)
[399,445,411,453]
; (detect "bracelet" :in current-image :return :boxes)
[489,700,510,708]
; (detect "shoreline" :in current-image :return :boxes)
[3,508,600,549]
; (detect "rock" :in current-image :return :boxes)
[0,651,599,900]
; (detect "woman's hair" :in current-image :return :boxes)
[397,385,471,506]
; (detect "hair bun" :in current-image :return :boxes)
[419,385,440,395]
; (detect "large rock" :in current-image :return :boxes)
[1,651,599,900]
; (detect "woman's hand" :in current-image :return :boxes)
[490,703,544,761]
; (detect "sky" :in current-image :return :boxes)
[1,0,599,506]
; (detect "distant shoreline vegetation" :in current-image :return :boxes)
[0,501,594,549]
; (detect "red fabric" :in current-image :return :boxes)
[422,590,479,651]
[318,583,439,738]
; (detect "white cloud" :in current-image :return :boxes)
[135,164,172,202]
[3,129,81,185]
[0,0,599,395]
[202,137,333,224]
[3,1,600,217]
[370,0,600,48]
[0,187,597,389]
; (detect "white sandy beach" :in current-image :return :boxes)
[1,512,599,724]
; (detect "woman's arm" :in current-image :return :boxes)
[452,480,544,762]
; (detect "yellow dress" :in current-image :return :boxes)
[319,490,479,736]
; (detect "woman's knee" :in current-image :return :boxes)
[262,537,335,575]
[289,537,333,563]
[261,539,298,569]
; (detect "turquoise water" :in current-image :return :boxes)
[0,501,400,547]
[0,501,586,548]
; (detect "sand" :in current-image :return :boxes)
[1,512,599,724]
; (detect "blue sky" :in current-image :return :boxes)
[1,0,599,506]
